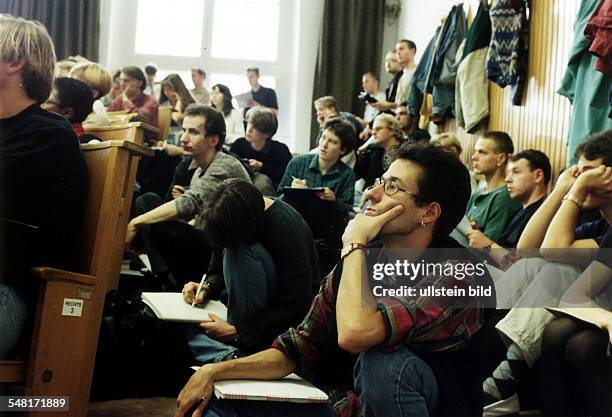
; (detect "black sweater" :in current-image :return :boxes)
[206,199,319,352]
[229,138,292,187]
[0,104,88,296]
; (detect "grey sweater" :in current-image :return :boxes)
[175,151,251,230]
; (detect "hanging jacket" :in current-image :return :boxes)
[584,0,612,76]
[456,1,492,132]
[558,0,612,166]
[427,4,467,118]
[486,0,529,105]
[407,28,440,117]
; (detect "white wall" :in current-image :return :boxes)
[98,0,323,153]
[398,0,479,61]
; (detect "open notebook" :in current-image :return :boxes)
[207,372,328,403]
[141,292,227,322]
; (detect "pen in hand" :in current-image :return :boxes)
[192,273,207,308]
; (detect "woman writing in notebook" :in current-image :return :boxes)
[181,179,318,364]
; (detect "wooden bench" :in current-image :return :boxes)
[157,106,173,142]
[0,140,153,417]
[84,121,160,145]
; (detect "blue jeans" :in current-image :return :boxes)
[202,399,336,417]
[0,283,28,358]
[185,242,277,363]
[354,348,439,417]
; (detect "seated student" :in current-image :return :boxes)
[159,73,196,126]
[210,83,244,145]
[278,118,356,246]
[482,132,612,416]
[69,61,113,127]
[69,61,111,101]
[179,179,319,363]
[396,102,429,142]
[431,133,482,193]
[108,65,159,126]
[100,68,121,106]
[0,14,89,357]
[466,150,550,267]
[539,239,612,417]
[311,96,364,169]
[464,131,522,242]
[355,114,404,189]
[164,156,197,201]
[175,144,492,417]
[230,107,292,196]
[42,77,99,143]
[126,105,250,286]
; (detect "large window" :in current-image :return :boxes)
[210,0,280,61]
[134,0,205,57]
[99,0,321,151]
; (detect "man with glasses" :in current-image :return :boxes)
[175,144,491,417]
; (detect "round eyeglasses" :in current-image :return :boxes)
[368,177,421,200]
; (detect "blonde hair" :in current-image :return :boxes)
[431,133,463,156]
[314,96,337,110]
[373,113,403,140]
[69,62,111,98]
[0,14,55,103]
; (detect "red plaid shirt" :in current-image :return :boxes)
[272,244,487,417]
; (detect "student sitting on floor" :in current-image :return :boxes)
[483,131,612,416]
[126,105,250,287]
[175,144,494,417]
[277,118,356,247]
[539,233,612,417]
[229,107,292,196]
[180,179,319,363]
[466,149,550,268]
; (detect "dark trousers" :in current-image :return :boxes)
[134,192,211,287]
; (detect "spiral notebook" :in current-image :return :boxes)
[141,292,227,322]
[210,373,328,403]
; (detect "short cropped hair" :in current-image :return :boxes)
[121,65,147,91]
[248,107,278,138]
[483,131,514,155]
[575,130,612,166]
[431,133,462,155]
[144,63,157,76]
[362,71,380,82]
[246,66,260,75]
[323,118,355,156]
[69,62,112,98]
[192,68,206,77]
[510,149,552,185]
[0,14,55,103]
[203,179,265,249]
[53,77,95,123]
[314,96,337,110]
[392,143,471,240]
[398,39,417,52]
[184,104,226,150]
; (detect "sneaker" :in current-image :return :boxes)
[482,393,520,417]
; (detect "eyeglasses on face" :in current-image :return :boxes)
[368,177,421,200]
